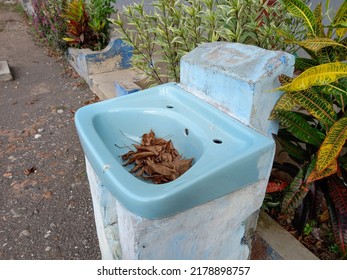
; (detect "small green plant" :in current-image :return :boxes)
[303,220,317,236]
[111,0,306,86]
[14,2,26,15]
[303,223,312,236]
[270,0,347,255]
[329,243,341,254]
[86,0,116,49]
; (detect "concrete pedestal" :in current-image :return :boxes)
[86,157,265,259]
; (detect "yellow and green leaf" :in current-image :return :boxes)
[288,89,337,128]
[269,93,296,119]
[270,74,296,117]
[62,37,77,42]
[320,80,347,109]
[282,0,317,36]
[281,169,312,215]
[293,38,347,52]
[336,25,347,39]
[274,135,308,163]
[277,62,347,92]
[332,1,347,38]
[313,3,325,37]
[295,57,319,72]
[273,110,323,146]
[306,158,338,183]
[315,116,347,172]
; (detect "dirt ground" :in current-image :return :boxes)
[0,3,101,259]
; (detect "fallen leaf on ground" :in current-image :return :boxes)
[84,95,100,105]
[3,171,13,178]
[43,191,53,200]
[11,179,37,191]
[24,166,37,176]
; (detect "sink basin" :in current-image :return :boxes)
[75,83,275,219]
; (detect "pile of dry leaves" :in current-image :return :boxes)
[121,130,193,184]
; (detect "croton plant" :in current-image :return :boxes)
[267,0,347,257]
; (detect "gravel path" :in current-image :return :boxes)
[0,3,101,260]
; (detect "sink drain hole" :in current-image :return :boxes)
[213,139,223,144]
[184,128,189,136]
[166,105,174,109]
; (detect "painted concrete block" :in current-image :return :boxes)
[180,42,295,137]
[114,81,141,97]
[89,69,142,100]
[0,61,12,81]
[117,183,266,260]
[86,158,121,260]
[67,38,133,83]
[85,157,266,260]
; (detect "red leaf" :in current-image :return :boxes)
[326,175,347,254]
[266,180,288,193]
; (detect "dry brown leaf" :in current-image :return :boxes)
[319,210,330,223]
[120,130,193,184]
[3,171,13,178]
[173,158,193,174]
[146,161,175,176]
[24,166,37,176]
[43,191,53,200]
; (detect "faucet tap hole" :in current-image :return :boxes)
[213,139,223,144]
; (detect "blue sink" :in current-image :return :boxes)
[75,83,275,219]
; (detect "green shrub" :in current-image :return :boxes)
[111,0,306,85]
[62,0,116,50]
[87,0,116,49]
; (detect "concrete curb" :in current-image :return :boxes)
[251,211,319,260]
[66,38,142,99]
[17,0,34,15]
[0,60,12,81]
[66,38,133,82]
